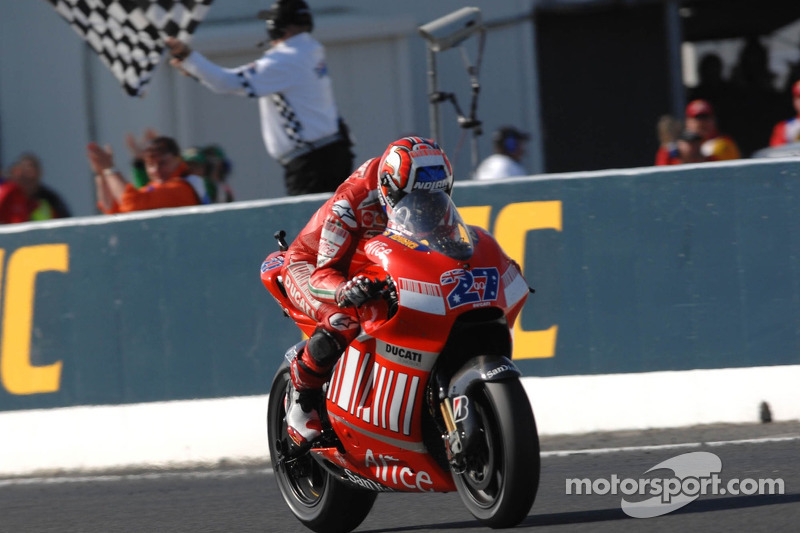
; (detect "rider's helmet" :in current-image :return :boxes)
[377,136,453,219]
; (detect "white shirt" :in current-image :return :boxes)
[473,154,527,181]
[181,33,340,161]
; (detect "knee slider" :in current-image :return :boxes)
[307,328,344,368]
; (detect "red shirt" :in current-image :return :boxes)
[769,117,800,147]
[655,143,680,166]
[0,180,31,224]
[99,162,200,214]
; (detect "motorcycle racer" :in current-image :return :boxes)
[281,136,454,447]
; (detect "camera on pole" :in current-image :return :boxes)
[418,7,486,174]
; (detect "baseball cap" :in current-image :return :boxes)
[792,80,800,98]
[182,147,207,164]
[686,99,714,118]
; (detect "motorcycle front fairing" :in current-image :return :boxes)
[359,191,529,351]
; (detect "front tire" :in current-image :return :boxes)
[452,379,540,528]
[267,367,377,533]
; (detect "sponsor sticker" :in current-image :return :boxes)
[260,256,284,272]
[397,277,445,316]
[365,241,393,262]
[452,396,469,423]
[377,340,437,372]
[389,233,419,249]
[440,267,499,309]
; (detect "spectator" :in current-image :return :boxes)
[687,52,740,145]
[6,153,71,221]
[689,53,732,105]
[183,145,235,203]
[125,130,215,204]
[769,80,800,147]
[654,114,681,166]
[727,37,785,156]
[473,126,530,181]
[164,0,353,196]
[203,145,235,203]
[0,173,30,224]
[684,99,741,161]
[731,37,776,94]
[87,136,206,214]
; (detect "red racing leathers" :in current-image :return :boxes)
[282,157,387,388]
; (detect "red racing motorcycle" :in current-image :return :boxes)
[261,190,540,532]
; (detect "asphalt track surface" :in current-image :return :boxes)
[2,421,798,533]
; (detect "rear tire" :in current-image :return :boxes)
[267,368,377,533]
[452,379,540,528]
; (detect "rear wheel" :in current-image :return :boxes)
[267,368,377,533]
[452,379,540,528]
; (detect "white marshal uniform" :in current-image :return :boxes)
[473,154,528,181]
[181,33,341,164]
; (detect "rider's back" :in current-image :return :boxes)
[285,157,387,295]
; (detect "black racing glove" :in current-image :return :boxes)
[336,275,382,308]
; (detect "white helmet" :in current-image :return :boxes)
[377,137,453,218]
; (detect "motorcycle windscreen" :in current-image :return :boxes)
[387,190,474,260]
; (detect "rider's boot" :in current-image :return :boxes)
[284,379,322,448]
[285,349,330,448]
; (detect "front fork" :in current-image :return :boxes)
[439,397,468,472]
[435,355,521,472]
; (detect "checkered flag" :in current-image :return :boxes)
[45,0,215,97]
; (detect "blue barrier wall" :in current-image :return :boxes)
[1,160,799,412]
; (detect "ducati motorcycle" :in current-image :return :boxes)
[261,190,540,532]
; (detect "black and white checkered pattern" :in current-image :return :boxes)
[46,0,214,97]
[271,92,305,148]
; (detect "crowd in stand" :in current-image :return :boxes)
[655,79,800,167]
[0,134,234,224]
[655,37,800,167]
[4,15,800,224]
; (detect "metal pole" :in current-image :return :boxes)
[427,47,441,142]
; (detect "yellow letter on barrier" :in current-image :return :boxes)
[1,244,69,395]
[494,201,562,360]
[458,206,492,231]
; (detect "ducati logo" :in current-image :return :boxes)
[452,396,469,423]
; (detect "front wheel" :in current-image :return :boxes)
[267,367,377,533]
[452,379,540,528]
